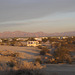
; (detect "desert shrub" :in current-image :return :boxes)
[7,61,15,67]
[10,42,15,46]
[67,58,72,64]
[42,38,48,43]
[66,54,72,64]
[42,47,49,53]
[0,49,46,75]
[7,60,45,75]
[54,47,71,63]
[28,37,36,41]
[40,50,46,55]
[6,58,20,68]
[8,69,45,75]
[10,53,19,57]
[53,60,58,64]
[73,41,75,44]
[0,63,8,70]
[0,43,4,45]
[10,44,14,46]
[7,60,17,67]
[3,52,19,57]
[0,58,46,75]
[37,45,42,49]
[40,47,49,55]
[35,58,42,64]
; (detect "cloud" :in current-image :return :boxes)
[0,0,75,22]
[0,0,75,32]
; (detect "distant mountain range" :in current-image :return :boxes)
[0,31,75,38]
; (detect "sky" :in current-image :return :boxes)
[0,0,75,33]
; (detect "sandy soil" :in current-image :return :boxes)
[0,45,75,75]
[0,45,41,62]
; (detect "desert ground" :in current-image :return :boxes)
[0,45,75,75]
[0,45,41,62]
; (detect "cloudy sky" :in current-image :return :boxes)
[0,0,75,33]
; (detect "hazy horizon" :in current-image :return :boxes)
[0,0,75,33]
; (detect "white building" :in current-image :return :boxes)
[0,39,2,43]
[51,37,61,39]
[34,38,42,41]
[42,37,48,39]
[16,38,28,41]
[62,36,68,39]
[8,38,13,42]
[27,41,41,47]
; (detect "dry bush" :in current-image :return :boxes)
[40,50,46,55]
[54,47,72,64]
[0,50,46,75]
[0,62,11,71]
[8,69,45,75]
[9,53,19,57]
[42,47,49,53]
[37,45,42,49]
[6,59,18,68]
[0,60,46,75]
[0,50,19,57]
[35,58,42,64]
[7,60,45,75]
[0,58,46,75]
[0,57,45,70]
[40,47,49,55]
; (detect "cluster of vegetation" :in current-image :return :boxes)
[37,45,43,49]
[53,47,72,64]
[0,50,19,57]
[0,50,45,75]
[35,58,42,64]
[40,47,50,55]
[37,36,75,64]
[37,45,50,55]
[28,37,36,41]
[42,38,48,43]
[0,59,45,75]
[37,46,72,64]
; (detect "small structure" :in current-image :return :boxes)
[42,37,48,39]
[51,37,61,39]
[34,38,42,41]
[16,38,29,41]
[8,38,13,42]
[62,36,68,39]
[27,41,41,47]
[0,39,2,43]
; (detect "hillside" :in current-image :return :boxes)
[0,31,75,38]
